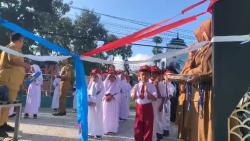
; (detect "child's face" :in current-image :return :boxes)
[151,73,158,81]
[164,74,169,81]
[164,72,172,81]
[109,65,115,71]
[139,72,149,83]
[91,74,99,82]
[109,75,116,82]
[126,76,130,82]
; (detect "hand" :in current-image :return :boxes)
[105,95,113,102]
[131,89,137,100]
[187,74,200,83]
[144,84,148,93]
[147,93,156,101]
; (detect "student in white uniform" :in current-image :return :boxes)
[150,66,166,141]
[119,73,132,120]
[131,65,157,141]
[24,64,43,119]
[103,70,120,135]
[162,69,175,137]
[88,69,105,139]
[51,76,61,111]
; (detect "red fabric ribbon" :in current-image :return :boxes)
[182,0,208,14]
[207,0,219,13]
[83,16,175,56]
[132,12,206,44]
[83,12,206,56]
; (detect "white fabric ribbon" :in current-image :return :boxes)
[0,45,71,62]
[212,34,250,44]
[81,56,114,64]
[122,41,209,64]
[0,41,208,64]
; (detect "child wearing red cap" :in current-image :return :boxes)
[131,65,157,141]
[162,70,175,137]
[149,66,167,141]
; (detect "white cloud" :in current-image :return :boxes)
[113,56,124,70]
[113,54,153,71]
[128,54,153,71]
[128,54,151,62]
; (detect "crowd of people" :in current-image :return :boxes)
[0,18,215,141]
[0,34,179,140]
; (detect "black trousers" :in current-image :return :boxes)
[170,97,178,122]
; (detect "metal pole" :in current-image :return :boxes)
[14,104,22,141]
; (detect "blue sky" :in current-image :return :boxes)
[64,0,211,58]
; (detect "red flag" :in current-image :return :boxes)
[83,12,206,56]
[182,0,207,14]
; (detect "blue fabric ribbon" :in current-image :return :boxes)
[24,71,42,86]
[0,17,88,141]
[186,83,192,111]
[0,18,70,55]
[73,55,88,141]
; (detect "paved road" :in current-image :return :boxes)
[3,109,180,141]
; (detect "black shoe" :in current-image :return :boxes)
[9,113,16,118]
[163,130,170,137]
[88,135,95,138]
[119,118,126,121]
[33,114,37,119]
[53,109,58,112]
[53,112,66,116]
[0,123,14,132]
[24,113,29,119]
[107,132,115,135]
[156,133,163,140]
[95,135,102,140]
[0,128,8,138]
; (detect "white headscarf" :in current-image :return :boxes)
[103,74,119,95]
[32,64,43,85]
[88,74,103,96]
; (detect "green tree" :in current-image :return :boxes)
[72,11,107,54]
[105,34,132,73]
[152,36,163,66]
[0,0,71,55]
[72,11,108,73]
